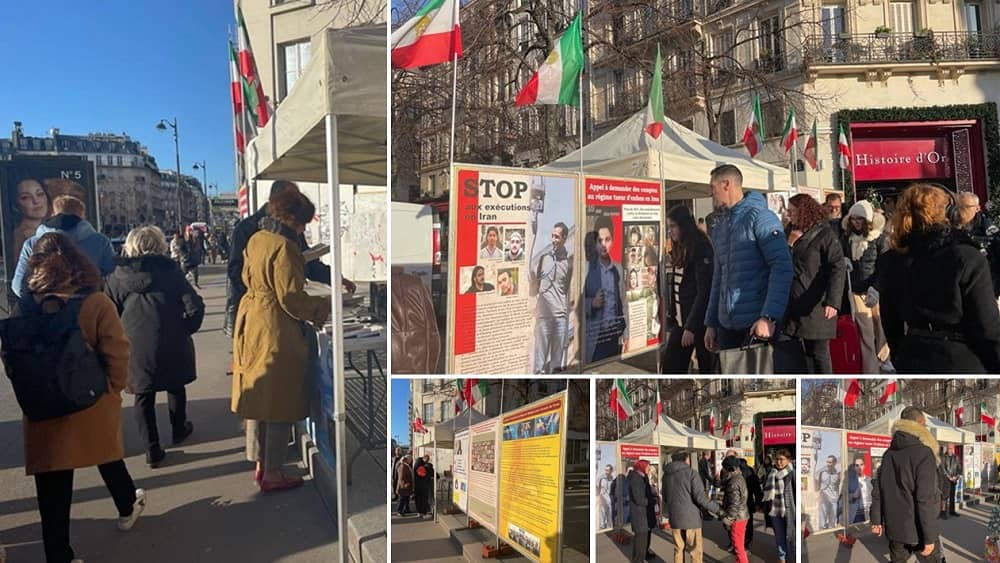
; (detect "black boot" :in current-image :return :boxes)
[939,510,948,520]
[173,421,194,445]
[147,444,166,468]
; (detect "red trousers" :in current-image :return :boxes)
[730,519,749,563]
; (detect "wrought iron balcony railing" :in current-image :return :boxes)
[804,31,1000,65]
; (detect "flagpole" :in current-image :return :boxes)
[791,137,799,193]
[841,380,846,431]
[449,50,459,175]
[228,29,241,195]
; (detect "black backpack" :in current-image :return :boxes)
[0,295,109,421]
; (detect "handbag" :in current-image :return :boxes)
[719,334,774,374]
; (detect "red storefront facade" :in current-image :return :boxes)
[849,119,989,204]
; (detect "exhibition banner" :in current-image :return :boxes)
[594,442,618,533]
[801,426,845,534]
[499,392,568,563]
[0,157,97,304]
[468,418,501,532]
[581,176,662,366]
[844,432,889,525]
[454,429,470,514]
[448,165,580,374]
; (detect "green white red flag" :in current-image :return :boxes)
[838,379,861,408]
[742,93,764,157]
[982,402,996,427]
[644,45,665,139]
[454,379,466,414]
[463,379,490,407]
[236,3,270,128]
[610,379,634,421]
[781,109,798,154]
[654,384,662,428]
[878,379,898,404]
[803,119,818,170]
[956,401,964,427]
[228,41,245,155]
[839,123,852,170]
[391,0,462,70]
[515,13,585,107]
[723,409,732,436]
[413,416,429,433]
[709,407,716,435]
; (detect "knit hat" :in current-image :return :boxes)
[722,456,742,471]
[848,201,874,222]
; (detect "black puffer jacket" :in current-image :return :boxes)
[785,222,846,340]
[721,470,750,522]
[105,255,204,393]
[870,420,941,546]
[841,213,888,294]
[879,228,1000,373]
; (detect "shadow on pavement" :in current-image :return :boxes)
[3,492,336,562]
[390,537,464,562]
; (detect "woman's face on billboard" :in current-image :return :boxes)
[16,180,48,220]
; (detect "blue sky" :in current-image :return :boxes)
[0,1,238,192]
[391,379,412,445]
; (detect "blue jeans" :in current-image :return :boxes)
[534,316,567,373]
[773,515,789,561]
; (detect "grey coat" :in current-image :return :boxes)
[721,470,750,523]
[628,470,650,533]
[661,461,721,530]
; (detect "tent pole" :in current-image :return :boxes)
[449,51,459,171]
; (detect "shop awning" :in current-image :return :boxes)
[431,408,492,447]
[543,110,790,199]
[859,404,977,444]
[619,413,726,450]
[245,26,386,185]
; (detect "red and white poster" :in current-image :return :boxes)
[581,176,663,366]
[448,165,580,375]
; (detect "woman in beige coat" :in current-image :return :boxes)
[18,232,143,563]
[232,190,331,492]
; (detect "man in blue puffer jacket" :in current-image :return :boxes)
[704,165,793,351]
[12,195,116,298]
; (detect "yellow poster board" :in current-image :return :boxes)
[498,392,567,563]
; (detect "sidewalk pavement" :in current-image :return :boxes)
[390,512,466,563]
[803,504,992,563]
[597,514,782,563]
[0,265,349,562]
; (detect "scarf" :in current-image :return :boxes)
[764,465,792,519]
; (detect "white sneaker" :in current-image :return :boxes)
[117,488,146,531]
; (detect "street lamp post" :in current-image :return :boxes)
[193,160,210,226]
[156,117,183,233]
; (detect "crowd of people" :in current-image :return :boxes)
[0,179,349,562]
[391,449,436,519]
[614,448,795,563]
[660,164,1000,374]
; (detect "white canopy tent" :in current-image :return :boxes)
[545,111,790,199]
[619,413,727,451]
[243,25,385,562]
[430,408,492,447]
[859,404,977,444]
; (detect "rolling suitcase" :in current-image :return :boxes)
[830,271,863,374]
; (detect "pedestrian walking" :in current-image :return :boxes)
[720,457,750,563]
[391,447,403,502]
[183,229,204,288]
[12,195,116,299]
[663,204,718,374]
[702,165,793,360]
[939,444,961,519]
[840,200,892,373]
[106,226,204,468]
[231,190,332,492]
[414,455,434,518]
[16,232,145,562]
[879,184,1000,373]
[661,451,721,563]
[627,460,652,562]
[871,406,943,562]
[784,194,846,374]
[396,456,414,516]
[763,449,796,563]
[697,452,714,497]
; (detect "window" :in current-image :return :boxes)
[761,100,784,139]
[280,40,312,100]
[758,15,785,71]
[966,3,982,33]
[116,155,123,167]
[440,401,450,422]
[423,403,434,423]
[821,6,845,42]
[889,2,915,34]
[423,379,434,392]
[720,109,736,145]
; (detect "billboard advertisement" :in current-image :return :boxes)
[581,176,662,366]
[844,432,890,524]
[801,427,844,533]
[594,442,618,533]
[468,418,500,532]
[0,157,98,303]
[448,166,580,374]
[498,393,567,563]
[454,429,470,514]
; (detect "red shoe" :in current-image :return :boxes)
[253,468,263,484]
[260,475,304,492]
